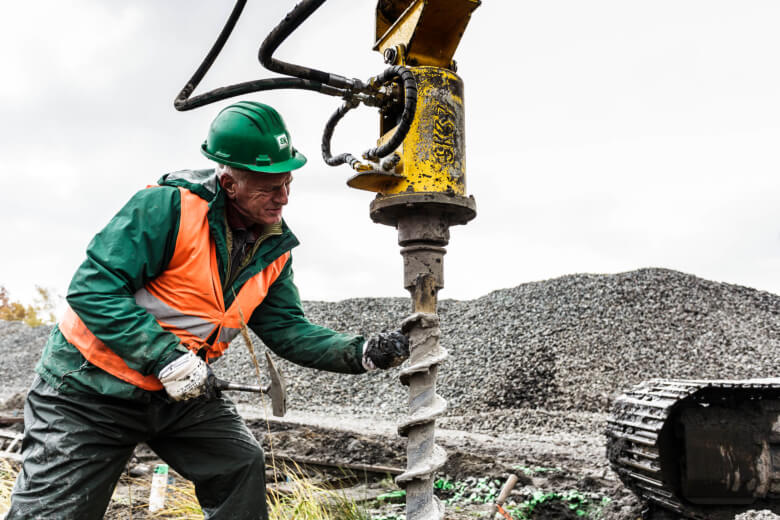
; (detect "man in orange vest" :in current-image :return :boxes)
[7,101,408,519]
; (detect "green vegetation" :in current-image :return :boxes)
[433,477,611,520]
[507,490,611,519]
[0,286,58,327]
[435,476,501,506]
[376,489,406,503]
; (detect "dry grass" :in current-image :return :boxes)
[267,463,370,520]
[0,459,18,516]
[108,474,203,519]
[113,463,369,519]
[2,459,369,519]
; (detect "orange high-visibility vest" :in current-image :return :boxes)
[59,186,289,391]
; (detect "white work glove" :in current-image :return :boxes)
[362,343,376,371]
[158,350,209,401]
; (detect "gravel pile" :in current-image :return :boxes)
[218,267,780,427]
[2,268,778,432]
[0,321,51,401]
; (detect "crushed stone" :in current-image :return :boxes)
[217,267,779,435]
[1,267,778,440]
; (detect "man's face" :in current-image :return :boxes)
[221,169,292,226]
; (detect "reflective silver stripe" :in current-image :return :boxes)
[218,327,241,344]
[161,169,218,196]
[134,288,216,339]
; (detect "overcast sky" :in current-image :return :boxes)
[2,1,779,306]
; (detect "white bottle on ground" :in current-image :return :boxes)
[148,463,169,512]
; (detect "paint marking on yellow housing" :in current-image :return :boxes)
[388,67,465,196]
[347,67,466,196]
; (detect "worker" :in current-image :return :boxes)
[6,101,409,519]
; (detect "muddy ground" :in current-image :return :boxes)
[2,396,638,519]
[2,269,779,519]
[101,409,640,520]
[3,387,779,520]
[6,392,779,519]
[245,411,641,519]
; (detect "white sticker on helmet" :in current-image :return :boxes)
[276,134,289,150]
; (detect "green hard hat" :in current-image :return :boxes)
[201,101,307,173]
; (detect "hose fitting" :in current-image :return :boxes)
[321,65,417,170]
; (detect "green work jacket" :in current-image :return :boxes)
[36,169,365,401]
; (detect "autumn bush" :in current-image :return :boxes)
[0,286,58,327]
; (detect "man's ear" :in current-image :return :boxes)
[219,171,238,199]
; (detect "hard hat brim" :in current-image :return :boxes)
[201,145,307,174]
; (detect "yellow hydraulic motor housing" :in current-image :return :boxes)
[347,0,479,228]
[382,66,465,197]
[356,4,481,520]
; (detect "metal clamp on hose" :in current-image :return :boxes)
[362,66,417,161]
[173,0,418,175]
[321,65,417,171]
[258,0,366,94]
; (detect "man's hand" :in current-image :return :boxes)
[158,350,211,401]
[362,330,410,370]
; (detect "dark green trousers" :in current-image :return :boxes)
[7,377,267,519]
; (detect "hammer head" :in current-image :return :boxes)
[265,351,287,417]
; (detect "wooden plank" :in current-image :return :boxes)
[271,453,403,475]
[0,414,24,426]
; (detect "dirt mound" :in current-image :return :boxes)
[1,268,777,435]
[213,268,779,434]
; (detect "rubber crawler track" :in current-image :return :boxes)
[606,378,780,519]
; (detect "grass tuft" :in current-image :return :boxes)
[267,462,370,520]
[0,459,19,515]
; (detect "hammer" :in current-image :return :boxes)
[212,351,287,417]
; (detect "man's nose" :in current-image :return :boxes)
[274,185,289,204]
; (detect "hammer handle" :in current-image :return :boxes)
[214,378,270,394]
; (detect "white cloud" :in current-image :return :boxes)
[0,2,145,102]
[2,1,779,305]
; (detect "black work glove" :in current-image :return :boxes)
[204,364,222,400]
[362,330,410,370]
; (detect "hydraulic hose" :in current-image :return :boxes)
[174,0,345,111]
[258,0,362,92]
[173,0,419,172]
[322,65,417,169]
[321,99,362,169]
[362,66,417,161]
[173,0,247,110]
[176,77,342,112]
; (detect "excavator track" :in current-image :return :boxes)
[606,378,780,519]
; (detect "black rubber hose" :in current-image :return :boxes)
[177,78,343,111]
[321,100,362,168]
[174,0,345,111]
[174,0,246,110]
[174,0,418,170]
[362,66,417,161]
[258,0,358,91]
[321,66,417,168]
